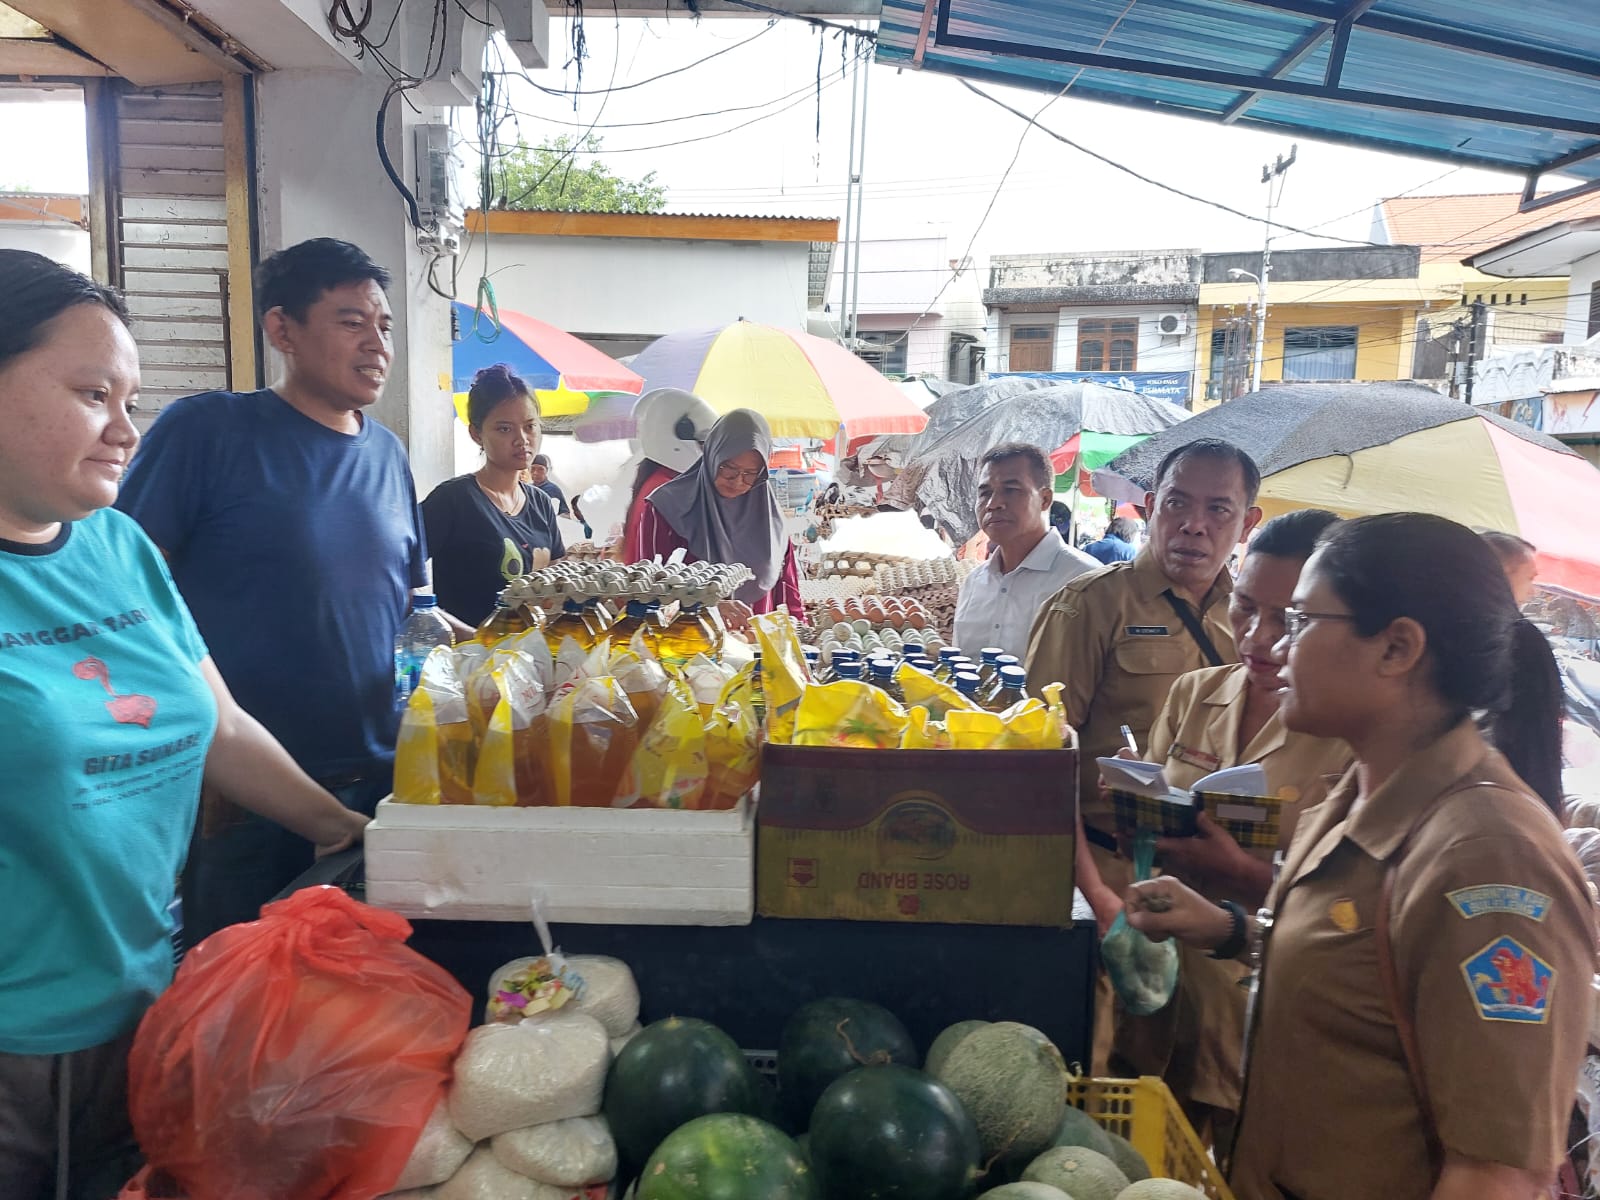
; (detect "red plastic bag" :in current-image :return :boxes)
[128,887,472,1200]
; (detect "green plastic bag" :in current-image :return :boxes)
[1100,831,1180,1015]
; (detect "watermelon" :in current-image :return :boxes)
[808,1065,982,1200]
[1021,1146,1129,1200]
[637,1113,818,1200]
[603,1017,764,1172]
[933,1022,1070,1163]
[778,997,918,1126]
[925,1019,989,1077]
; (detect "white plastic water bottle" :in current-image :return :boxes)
[395,595,453,705]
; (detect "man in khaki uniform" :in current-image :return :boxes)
[1230,721,1593,1200]
[1026,437,1261,1071]
[1026,438,1262,877]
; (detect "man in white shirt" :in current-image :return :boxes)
[953,442,1100,658]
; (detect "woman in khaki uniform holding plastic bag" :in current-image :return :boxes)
[1127,513,1594,1200]
[1112,510,1353,1150]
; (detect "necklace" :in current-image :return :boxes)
[477,477,521,516]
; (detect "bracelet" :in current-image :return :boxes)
[1211,900,1249,960]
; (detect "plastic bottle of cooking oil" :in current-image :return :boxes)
[933,647,963,683]
[541,580,609,653]
[608,587,666,650]
[953,670,984,704]
[833,659,864,682]
[475,586,543,648]
[983,664,1028,712]
[868,658,905,705]
[655,585,724,666]
[977,646,1005,691]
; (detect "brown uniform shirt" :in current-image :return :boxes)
[1231,721,1596,1200]
[1025,546,1236,837]
[1119,664,1354,1114]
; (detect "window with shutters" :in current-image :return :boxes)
[1077,318,1138,372]
[1009,324,1054,371]
[1588,282,1600,339]
[855,331,908,375]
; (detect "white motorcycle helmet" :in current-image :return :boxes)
[635,387,718,474]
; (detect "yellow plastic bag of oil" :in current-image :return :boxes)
[902,705,953,750]
[474,652,551,807]
[704,671,760,810]
[393,646,476,804]
[896,662,975,721]
[752,612,809,744]
[620,678,708,810]
[682,654,736,722]
[609,644,670,735]
[547,676,640,807]
[794,680,909,749]
[944,682,1073,750]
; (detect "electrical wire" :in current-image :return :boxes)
[494,19,779,98]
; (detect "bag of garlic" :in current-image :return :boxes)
[448,1016,611,1141]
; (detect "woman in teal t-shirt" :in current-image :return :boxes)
[0,251,372,1200]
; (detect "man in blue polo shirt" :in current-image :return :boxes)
[117,238,429,945]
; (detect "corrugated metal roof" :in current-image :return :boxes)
[513,208,838,221]
[1382,191,1600,262]
[877,1,1600,199]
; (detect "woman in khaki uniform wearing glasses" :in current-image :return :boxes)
[1127,513,1593,1200]
[1111,510,1354,1151]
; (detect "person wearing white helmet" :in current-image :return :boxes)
[621,387,718,563]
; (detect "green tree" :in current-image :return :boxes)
[496,134,666,213]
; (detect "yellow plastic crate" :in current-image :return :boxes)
[1066,1076,1236,1200]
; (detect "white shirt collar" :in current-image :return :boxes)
[986,528,1067,577]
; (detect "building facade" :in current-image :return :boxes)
[460,209,837,361]
[982,249,1200,404]
[1194,245,1457,404]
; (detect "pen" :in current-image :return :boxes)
[1120,724,1139,756]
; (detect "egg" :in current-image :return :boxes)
[907,613,928,630]
[852,618,873,635]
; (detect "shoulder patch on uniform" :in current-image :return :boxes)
[1447,885,1551,922]
[1460,935,1555,1024]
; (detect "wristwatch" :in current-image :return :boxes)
[1211,899,1249,960]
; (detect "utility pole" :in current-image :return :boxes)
[1250,144,1297,392]
[1464,297,1486,406]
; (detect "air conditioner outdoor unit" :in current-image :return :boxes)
[1157,312,1189,336]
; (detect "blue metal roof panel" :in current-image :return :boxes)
[877,0,1600,188]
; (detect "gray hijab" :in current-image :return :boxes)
[646,408,785,602]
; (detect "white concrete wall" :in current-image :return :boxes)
[0,222,90,272]
[987,305,1197,376]
[252,67,456,497]
[475,234,813,335]
[1567,250,1600,344]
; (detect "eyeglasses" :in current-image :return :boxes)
[1283,606,1361,643]
[716,465,766,484]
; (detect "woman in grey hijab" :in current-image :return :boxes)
[632,408,801,622]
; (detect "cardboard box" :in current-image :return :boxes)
[756,745,1077,927]
[365,797,754,925]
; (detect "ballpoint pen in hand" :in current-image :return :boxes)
[1120,724,1139,756]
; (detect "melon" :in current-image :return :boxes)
[778,997,918,1126]
[1117,1182,1207,1199]
[1050,1106,1115,1159]
[1103,1132,1152,1184]
[637,1114,817,1200]
[808,1065,982,1200]
[924,1019,989,1076]
[932,1022,1070,1162]
[980,1186,1071,1200]
[602,1017,764,1173]
[1021,1146,1129,1200]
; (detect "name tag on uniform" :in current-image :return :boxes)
[1124,625,1169,636]
[1170,742,1221,772]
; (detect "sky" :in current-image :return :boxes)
[0,11,1552,266]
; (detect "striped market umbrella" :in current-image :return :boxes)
[1093,381,1600,598]
[451,302,642,420]
[573,320,929,443]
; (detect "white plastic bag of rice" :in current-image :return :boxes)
[448,1015,610,1141]
[492,1115,616,1187]
[486,955,640,1038]
[437,1146,578,1200]
[393,1100,476,1191]
[566,955,640,1037]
